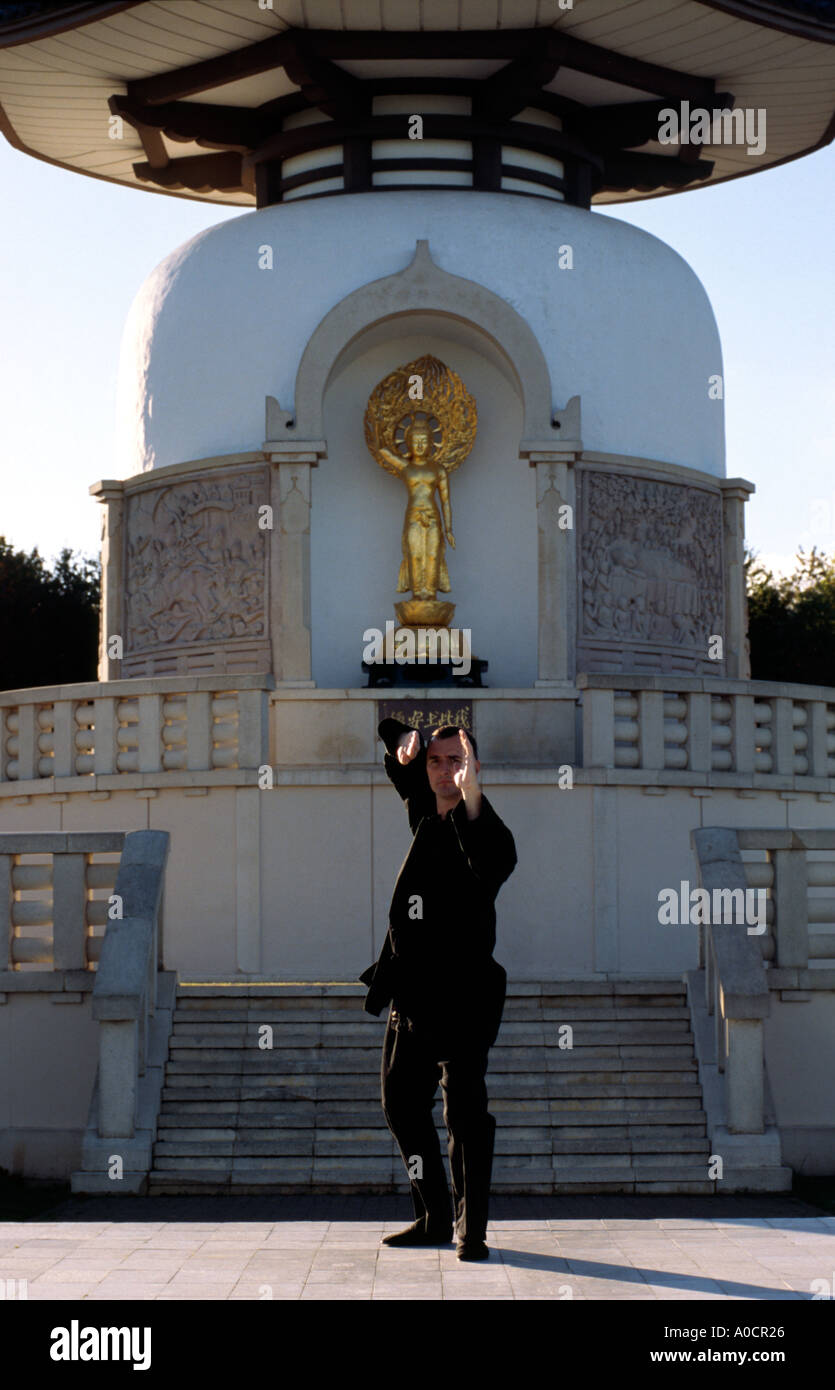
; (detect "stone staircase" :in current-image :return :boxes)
[147,979,725,1195]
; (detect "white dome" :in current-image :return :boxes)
[115,190,724,477]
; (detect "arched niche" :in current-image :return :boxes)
[312,316,535,688]
[287,240,560,445]
[266,239,577,690]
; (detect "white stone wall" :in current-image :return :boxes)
[4,774,828,985]
[0,994,99,1179]
[3,705,835,1175]
[116,191,725,479]
[764,995,835,1174]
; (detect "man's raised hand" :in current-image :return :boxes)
[396,729,421,765]
[452,733,477,800]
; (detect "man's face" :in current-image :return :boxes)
[426,735,480,811]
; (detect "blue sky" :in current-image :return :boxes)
[0,136,833,578]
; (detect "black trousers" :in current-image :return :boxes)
[381,1007,497,1243]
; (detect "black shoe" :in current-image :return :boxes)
[456,1239,490,1261]
[382,1220,453,1248]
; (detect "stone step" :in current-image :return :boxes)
[150,1155,399,1178]
[169,1004,689,1028]
[149,982,718,1194]
[152,1131,712,1159]
[546,1120,706,1136]
[170,1005,690,1025]
[147,1150,708,1173]
[170,1024,372,1041]
[148,1153,715,1184]
[174,982,685,1001]
[543,1095,703,1110]
[145,1176,715,1197]
[152,1136,548,1158]
[161,1062,699,1086]
[165,1032,694,1054]
[156,1106,708,1136]
[170,1000,689,1018]
[161,1073,697,1095]
[159,1081,706,1109]
[153,1117,713,1143]
[175,994,365,1009]
[152,1106,705,1139]
[161,1068,702,1096]
[157,1092,705,1117]
[160,1083,379,1101]
[165,1041,699,1074]
[167,1017,689,1039]
[170,1011,689,1034]
[493,1177,715,1193]
[163,1043,697,1071]
[507,1007,690,1020]
[167,1035,696,1054]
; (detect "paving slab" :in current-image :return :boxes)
[1,1192,830,1300]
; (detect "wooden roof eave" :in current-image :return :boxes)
[0,0,141,50]
[0,9,832,206]
[125,28,720,110]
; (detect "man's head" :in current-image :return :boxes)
[425,726,480,813]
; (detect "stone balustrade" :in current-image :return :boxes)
[91,830,170,1141]
[690,827,772,1136]
[0,676,271,785]
[690,827,835,1142]
[0,832,125,975]
[736,829,835,972]
[580,674,835,781]
[2,827,176,1189]
[4,674,834,791]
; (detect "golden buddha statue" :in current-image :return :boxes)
[365,355,477,627]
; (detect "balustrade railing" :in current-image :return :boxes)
[92,830,170,1140]
[690,826,835,1138]
[0,677,270,783]
[580,675,835,779]
[1,832,124,972]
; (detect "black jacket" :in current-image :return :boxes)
[359,717,517,1048]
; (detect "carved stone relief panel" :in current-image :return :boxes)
[124,469,269,654]
[577,469,725,673]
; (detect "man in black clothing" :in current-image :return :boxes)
[359,718,517,1261]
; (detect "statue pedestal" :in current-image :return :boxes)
[394,599,455,627]
[362,655,488,688]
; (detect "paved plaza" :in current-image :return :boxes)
[1,1194,832,1301]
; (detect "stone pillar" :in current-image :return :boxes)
[89,481,125,681]
[523,449,579,685]
[266,443,326,686]
[726,1018,764,1134]
[720,479,755,680]
[773,847,809,969]
[235,786,261,974]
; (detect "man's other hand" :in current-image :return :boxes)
[396,729,421,765]
[453,729,482,817]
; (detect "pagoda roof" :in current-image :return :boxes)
[0,0,832,206]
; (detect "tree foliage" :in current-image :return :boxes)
[745,545,835,689]
[0,537,100,691]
